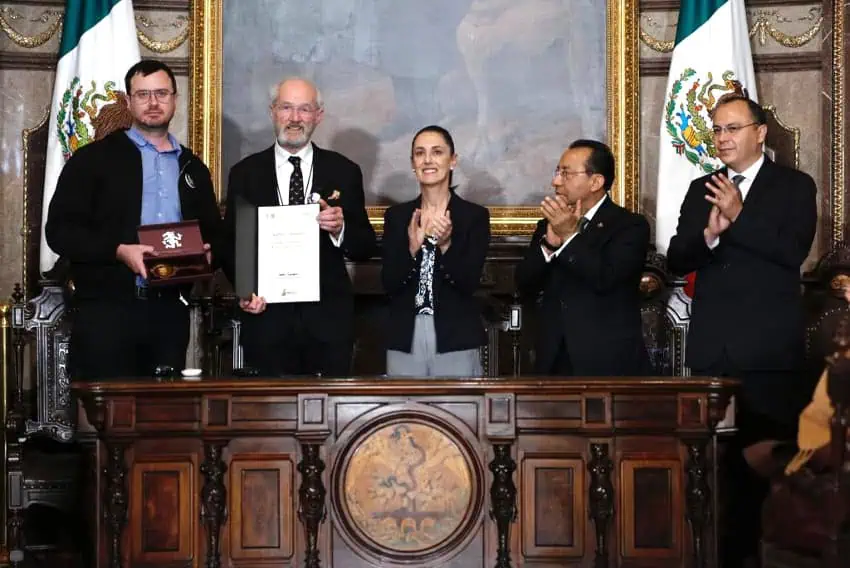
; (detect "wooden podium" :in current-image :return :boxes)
[73,376,736,568]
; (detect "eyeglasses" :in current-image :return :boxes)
[272,103,319,116]
[711,122,758,136]
[553,167,590,179]
[131,89,175,103]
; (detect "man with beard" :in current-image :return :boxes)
[222,77,376,376]
[46,60,223,379]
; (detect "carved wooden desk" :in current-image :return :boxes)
[72,377,735,568]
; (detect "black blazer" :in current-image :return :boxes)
[382,192,489,353]
[667,157,817,372]
[516,198,651,376]
[45,130,223,301]
[221,144,377,343]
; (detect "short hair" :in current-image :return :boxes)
[711,92,766,125]
[124,60,177,94]
[268,77,324,109]
[568,139,615,192]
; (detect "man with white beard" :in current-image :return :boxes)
[222,77,376,376]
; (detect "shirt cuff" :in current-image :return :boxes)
[330,222,345,247]
[541,233,576,263]
[706,235,719,250]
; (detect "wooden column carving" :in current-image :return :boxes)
[685,440,710,568]
[104,444,127,568]
[297,443,326,568]
[200,442,228,568]
[489,443,517,568]
[587,442,614,568]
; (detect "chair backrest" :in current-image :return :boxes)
[762,103,800,170]
[640,247,682,376]
[17,98,132,442]
[21,98,133,300]
[805,245,850,378]
[21,109,50,301]
[22,285,74,442]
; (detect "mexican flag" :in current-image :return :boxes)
[39,0,140,273]
[654,0,757,256]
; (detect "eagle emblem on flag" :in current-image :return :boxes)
[664,68,745,174]
[56,78,130,160]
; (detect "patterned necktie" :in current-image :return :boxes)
[288,156,305,205]
[578,217,590,234]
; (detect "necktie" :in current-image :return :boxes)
[578,217,590,234]
[731,174,745,200]
[288,156,305,205]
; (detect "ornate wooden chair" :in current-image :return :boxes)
[758,246,850,567]
[760,331,850,568]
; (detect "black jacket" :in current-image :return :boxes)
[221,144,377,343]
[516,197,651,376]
[667,157,817,372]
[45,130,223,301]
[382,192,489,353]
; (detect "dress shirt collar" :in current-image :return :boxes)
[274,140,313,165]
[583,192,608,222]
[727,153,765,184]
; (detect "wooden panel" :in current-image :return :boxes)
[229,456,295,564]
[620,459,683,560]
[678,395,706,428]
[203,395,230,427]
[427,401,480,436]
[231,396,297,430]
[521,457,585,559]
[516,395,582,430]
[135,399,200,430]
[486,393,516,438]
[334,402,384,435]
[130,461,194,565]
[109,398,135,430]
[613,396,678,428]
[298,393,329,433]
[582,393,612,428]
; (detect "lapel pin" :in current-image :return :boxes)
[184,173,195,189]
[597,221,604,228]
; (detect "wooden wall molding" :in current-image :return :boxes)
[641,0,819,9]
[0,51,188,73]
[641,52,823,77]
[5,0,189,10]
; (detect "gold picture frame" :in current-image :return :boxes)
[189,0,631,235]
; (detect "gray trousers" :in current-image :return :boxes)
[386,314,482,377]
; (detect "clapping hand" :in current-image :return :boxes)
[426,211,452,253]
[408,209,426,256]
[542,195,581,240]
[704,173,743,222]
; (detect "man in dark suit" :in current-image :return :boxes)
[667,93,817,568]
[516,139,651,376]
[46,60,222,379]
[222,77,376,376]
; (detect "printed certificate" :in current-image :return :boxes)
[256,204,321,303]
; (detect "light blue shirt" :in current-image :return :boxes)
[126,128,183,286]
